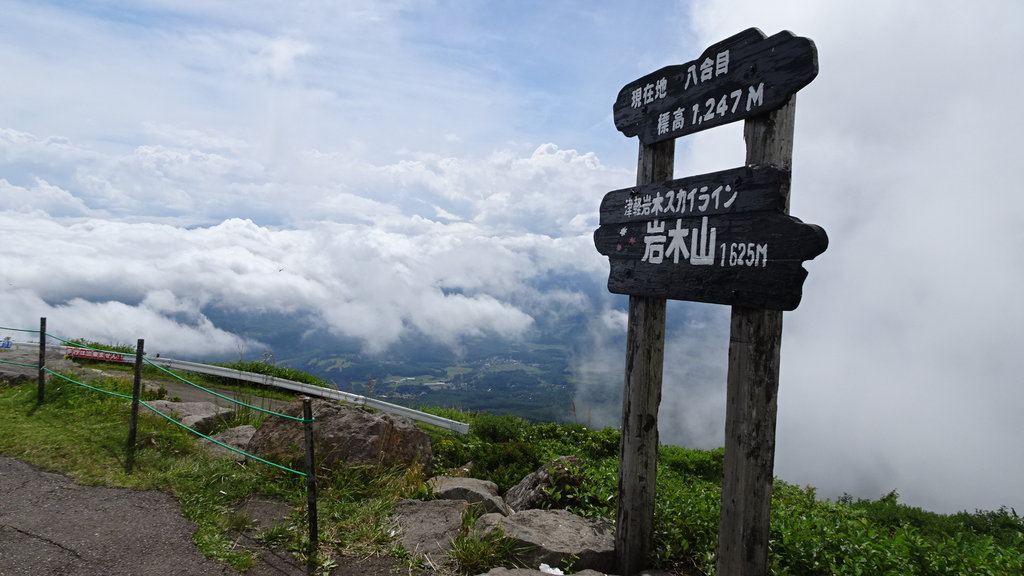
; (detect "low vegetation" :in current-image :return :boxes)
[1,355,1022,575]
[427,411,1024,576]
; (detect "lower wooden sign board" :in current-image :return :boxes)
[593,165,827,310]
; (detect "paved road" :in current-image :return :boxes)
[0,456,242,576]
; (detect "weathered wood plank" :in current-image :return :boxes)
[613,28,817,145]
[597,165,789,225]
[716,96,797,576]
[615,137,673,576]
[594,209,826,311]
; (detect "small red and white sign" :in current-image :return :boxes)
[65,347,126,362]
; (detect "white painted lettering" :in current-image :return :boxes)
[746,82,764,111]
[655,77,668,99]
[684,65,698,89]
[642,220,667,264]
[699,57,714,82]
[715,50,730,76]
[722,242,769,267]
[672,107,686,131]
[689,216,716,265]
[657,112,670,135]
[643,83,655,104]
[666,219,690,263]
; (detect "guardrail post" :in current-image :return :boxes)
[36,317,46,404]
[126,338,145,474]
[303,397,318,574]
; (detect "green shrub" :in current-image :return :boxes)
[469,413,528,443]
[658,445,724,482]
[214,360,331,389]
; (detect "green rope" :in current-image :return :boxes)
[7,324,311,478]
[0,326,40,334]
[37,367,308,477]
[142,358,309,423]
[138,400,307,477]
[45,369,135,400]
[0,359,38,368]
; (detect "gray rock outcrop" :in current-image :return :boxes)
[473,509,615,574]
[473,565,606,569]
[145,400,232,434]
[504,456,584,512]
[391,498,469,566]
[475,565,675,569]
[429,476,511,515]
[203,424,256,461]
[247,398,433,473]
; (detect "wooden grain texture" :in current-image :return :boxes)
[614,29,817,145]
[716,96,796,576]
[615,137,673,576]
[36,317,45,403]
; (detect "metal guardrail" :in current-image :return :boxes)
[147,357,470,434]
[47,343,470,434]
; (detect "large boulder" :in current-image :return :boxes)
[504,456,585,512]
[247,398,433,473]
[473,509,614,573]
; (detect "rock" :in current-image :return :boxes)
[391,498,469,565]
[247,398,433,473]
[473,565,606,569]
[145,400,233,434]
[203,425,256,461]
[474,567,673,576]
[430,476,511,515]
[505,456,585,512]
[474,509,614,574]
[475,565,610,569]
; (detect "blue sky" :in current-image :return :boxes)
[2,0,1024,515]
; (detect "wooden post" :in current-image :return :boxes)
[716,96,797,576]
[36,317,46,404]
[616,138,674,576]
[126,338,145,474]
[302,398,319,574]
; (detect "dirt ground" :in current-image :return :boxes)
[0,348,434,576]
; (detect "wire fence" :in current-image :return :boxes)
[0,318,320,569]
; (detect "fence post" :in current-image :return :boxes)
[716,97,797,576]
[303,397,318,573]
[36,317,46,404]
[126,338,145,474]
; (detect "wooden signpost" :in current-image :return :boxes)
[597,28,825,576]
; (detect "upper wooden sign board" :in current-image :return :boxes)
[613,28,818,144]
